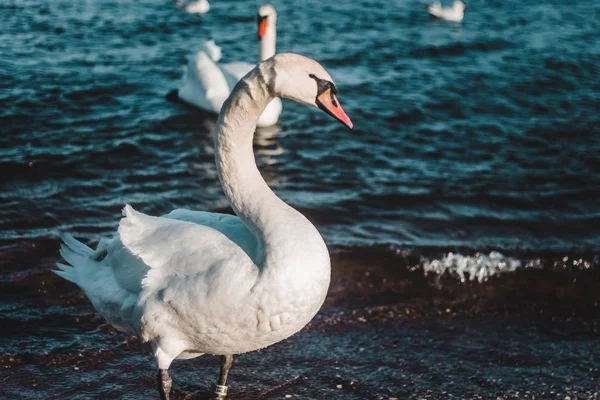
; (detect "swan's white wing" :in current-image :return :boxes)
[163,208,257,259]
[221,61,254,90]
[178,51,231,113]
[257,97,283,127]
[101,207,257,295]
[200,40,222,62]
[60,205,258,336]
[116,206,258,301]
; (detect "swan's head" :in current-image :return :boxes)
[266,53,353,129]
[257,4,277,39]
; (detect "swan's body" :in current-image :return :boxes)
[176,4,282,128]
[175,0,210,14]
[55,53,353,399]
[427,0,465,22]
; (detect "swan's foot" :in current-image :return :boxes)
[157,369,172,400]
[211,354,234,399]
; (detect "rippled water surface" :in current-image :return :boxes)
[2,0,599,251]
[1,0,599,398]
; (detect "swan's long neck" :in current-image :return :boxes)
[259,20,276,62]
[215,65,317,267]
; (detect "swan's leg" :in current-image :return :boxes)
[212,354,234,399]
[157,369,172,400]
[152,341,181,400]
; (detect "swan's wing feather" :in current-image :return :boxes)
[200,40,222,62]
[163,208,257,258]
[105,234,150,294]
[178,51,230,112]
[54,234,139,334]
[221,62,254,89]
[221,62,254,79]
[117,205,256,299]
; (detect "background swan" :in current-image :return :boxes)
[175,4,282,127]
[427,0,465,22]
[55,53,353,399]
[175,0,210,14]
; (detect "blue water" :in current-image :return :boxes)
[2,0,599,253]
[1,1,599,398]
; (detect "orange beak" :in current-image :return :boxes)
[257,17,268,39]
[316,88,353,129]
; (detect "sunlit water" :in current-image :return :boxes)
[1,0,598,398]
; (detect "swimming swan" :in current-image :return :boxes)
[175,0,210,14]
[427,0,466,22]
[176,4,282,127]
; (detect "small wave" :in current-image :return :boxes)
[410,39,512,58]
[422,251,524,283]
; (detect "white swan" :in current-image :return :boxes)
[426,0,465,22]
[175,0,210,14]
[176,4,282,128]
[54,53,353,399]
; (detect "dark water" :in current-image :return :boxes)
[1,0,599,398]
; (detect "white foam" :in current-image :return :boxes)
[422,251,523,283]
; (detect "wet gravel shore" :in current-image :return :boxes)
[1,241,598,399]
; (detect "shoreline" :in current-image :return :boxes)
[1,240,598,399]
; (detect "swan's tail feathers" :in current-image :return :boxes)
[54,262,77,283]
[121,204,144,222]
[201,40,222,62]
[54,232,138,336]
[54,234,95,286]
[62,233,94,257]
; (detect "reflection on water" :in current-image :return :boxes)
[255,125,284,155]
[255,125,284,187]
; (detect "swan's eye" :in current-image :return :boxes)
[309,74,336,99]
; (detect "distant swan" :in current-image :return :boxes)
[55,53,353,399]
[175,0,210,14]
[176,4,282,127]
[427,0,465,22]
